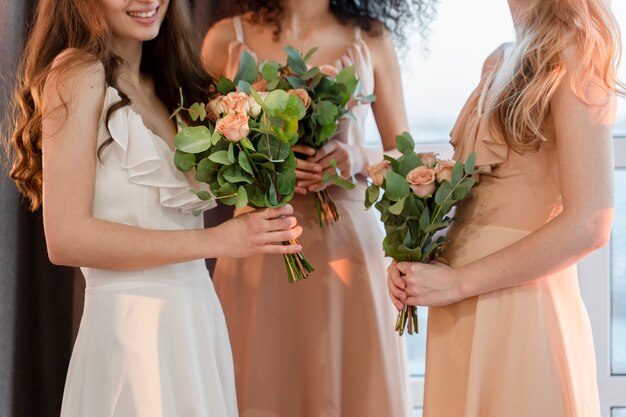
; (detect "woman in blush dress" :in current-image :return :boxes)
[6,0,303,415]
[201,1,436,416]
[388,0,624,416]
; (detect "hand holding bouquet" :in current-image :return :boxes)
[365,132,478,335]
[172,51,314,282]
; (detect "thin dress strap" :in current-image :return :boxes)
[233,16,245,43]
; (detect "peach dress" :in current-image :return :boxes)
[425,47,601,417]
[212,16,412,417]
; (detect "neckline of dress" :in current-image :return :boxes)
[106,85,178,153]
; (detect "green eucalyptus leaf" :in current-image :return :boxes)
[217,77,236,95]
[365,184,380,209]
[174,150,195,172]
[286,76,308,89]
[234,50,259,84]
[235,186,248,209]
[384,171,410,202]
[389,197,406,215]
[397,153,423,177]
[223,165,254,184]
[238,151,254,175]
[314,101,339,126]
[451,162,464,186]
[453,179,475,201]
[240,138,256,151]
[195,158,219,183]
[195,190,213,201]
[419,206,431,233]
[434,180,454,205]
[208,150,233,165]
[303,47,319,63]
[237,80,252,94]
[264,90,290,114]
[322,173,356,190]
[174,126,212,154]
[284,46,302,62]
[188,102,206,122]
[398,244,422,263]
[464,151,477,175]
[276,170,296,195]
[261,61,280,81]
[227,143,235,163]
[396,131,415,154]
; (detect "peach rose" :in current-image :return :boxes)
[417,152,438,168]
[435,159,455,183]
[222,91,250,115]
[367,160,392,187]
[319,64,339,78]
[288,88,311,109]
[406,166,436,198]
[206,96,227,121]
[216,113,250,142]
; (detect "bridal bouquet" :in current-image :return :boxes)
[172,51,314,282]
[365,132,478,335]
[257,46,375,227]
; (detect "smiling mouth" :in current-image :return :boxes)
[127,7,158,19]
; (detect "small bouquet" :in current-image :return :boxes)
[172,51,314,282]
[258,46,375,227]
[365,132,478,335]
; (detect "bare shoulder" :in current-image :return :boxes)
[201,17,239,77]
[482,42,513,75]
[360,25,397,71]
[44,48,106,111]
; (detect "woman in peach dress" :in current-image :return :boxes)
[201,1,435,416]
[388,0,623,416]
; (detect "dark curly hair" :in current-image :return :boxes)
[227,0,438,45]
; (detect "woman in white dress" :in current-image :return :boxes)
[7,0,303,416]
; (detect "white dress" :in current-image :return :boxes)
[60,86,238,417]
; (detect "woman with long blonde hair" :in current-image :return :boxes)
[7,0,303,415]
[388,0,623,416]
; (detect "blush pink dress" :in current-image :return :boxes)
[211,16,412,417]
[424,46,601,417]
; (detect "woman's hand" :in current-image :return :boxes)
[387,261,407,310]
[389,261,464,308]
[304,141,365,193]
[292,144,322,195]
[214,204,303,257]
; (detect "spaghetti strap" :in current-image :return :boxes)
[233,16,245,43]
[354,26,362,41]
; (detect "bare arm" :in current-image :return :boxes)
[42,53,302,271]
[200,18,237,79]
[390,46,615,308]
[369,30,410,153]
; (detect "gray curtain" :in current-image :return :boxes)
[0,1,228,416]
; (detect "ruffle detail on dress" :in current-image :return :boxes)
[449,80,508,176]
[103,87,216,214]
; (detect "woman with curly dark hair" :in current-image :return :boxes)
[201,1,435,416]
[7,0,303,415]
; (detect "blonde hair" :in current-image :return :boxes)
[487,0,625,153]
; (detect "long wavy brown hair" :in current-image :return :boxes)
[487,0,625,153]
[227,0,438,44]
[7,0,212,211]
